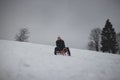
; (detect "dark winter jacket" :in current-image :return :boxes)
[56,39,65,50]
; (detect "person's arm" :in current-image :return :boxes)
[56,41,58,47]
[62,40,65,48]
[56,40,59,47]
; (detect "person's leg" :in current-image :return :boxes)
[66,47,71,56]
[54,47,58,55]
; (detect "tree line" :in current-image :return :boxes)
[15,19,120,54]
[88,19,120,54]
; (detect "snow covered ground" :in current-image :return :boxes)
[0,40,120,80]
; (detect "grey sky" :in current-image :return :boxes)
[0,0,120,49]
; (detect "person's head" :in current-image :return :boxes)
[57,36,61,40]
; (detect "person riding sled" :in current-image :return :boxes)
[54,36,71,56]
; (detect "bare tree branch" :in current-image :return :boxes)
[88,28,101,51]
[15,28,30,42]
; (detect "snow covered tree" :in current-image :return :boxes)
[88,28,101,51]
[116,32,120,54]
[15,28,29,42]
[101,19,117,54]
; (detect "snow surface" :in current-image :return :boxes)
[0,40,120,80]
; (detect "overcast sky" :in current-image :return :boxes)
[0,0,120,49]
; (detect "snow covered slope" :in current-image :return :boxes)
[0,40,120,80]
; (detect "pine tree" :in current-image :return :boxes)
[116,32,120,54]
[101,19,117,54]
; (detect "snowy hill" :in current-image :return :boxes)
[0,40,120,80]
